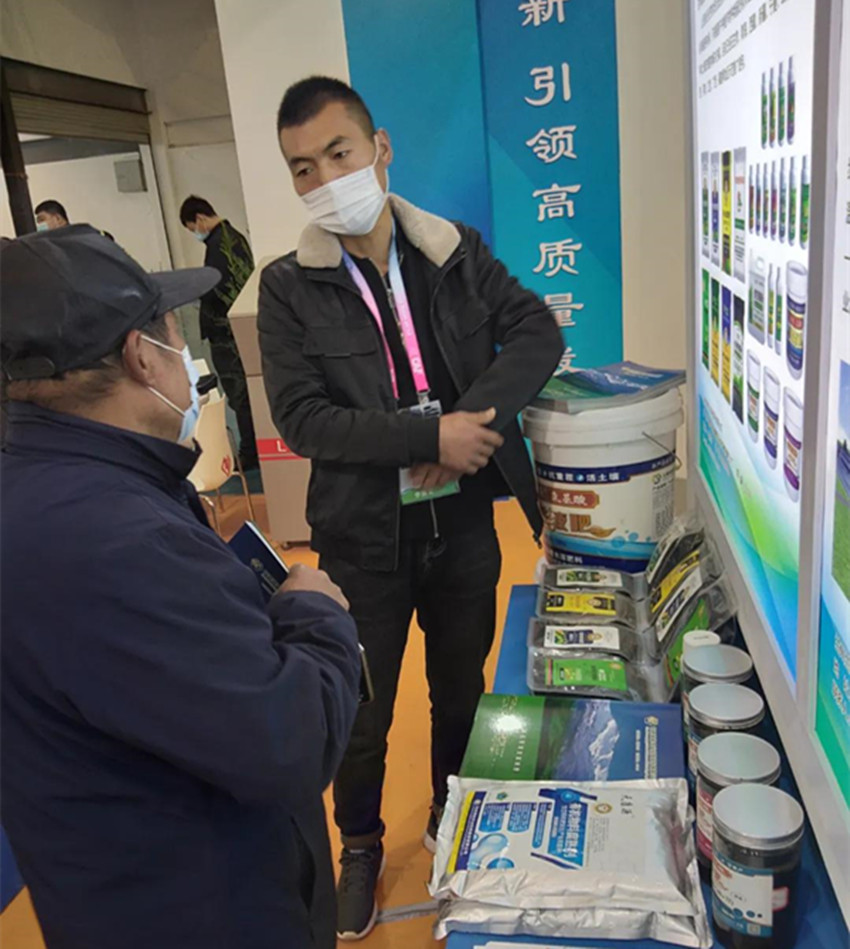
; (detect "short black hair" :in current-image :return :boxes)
[179,196,216,226]
[34,200,68,222]
[277,76,375,138]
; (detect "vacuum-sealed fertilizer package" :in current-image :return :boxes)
[526,619,640,662]
[653,576,736,659]
[527,649,634,700]
[535,588,648,629]
[647,542,722,620]
[645,517,706,590]
[430,777,708,943]
[435,899,712,946]
[541,564,648,600]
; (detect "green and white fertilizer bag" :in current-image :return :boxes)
[541,564,648,600]
[526,619,641,662]
[430,777,710,946]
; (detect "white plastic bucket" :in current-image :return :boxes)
[523,388,684,572]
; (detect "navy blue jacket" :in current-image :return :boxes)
[0,403,360,949]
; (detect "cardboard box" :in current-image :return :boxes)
[460,693,684,782]
[246,362,310,545]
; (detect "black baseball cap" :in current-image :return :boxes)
[1,224,221,380]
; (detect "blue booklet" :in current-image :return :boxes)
[228,521,289,603]
[535,361,686,414]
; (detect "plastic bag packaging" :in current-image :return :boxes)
[535,588,650,631]
[652,580,737,698]
[527,619,640,662]
[527,649,638,700]
[541,564,647,601]
[645,516,706,590]
[654,577,736,661]
[434,899,712,947]
[647,540,722,621]
[430,776,709,946]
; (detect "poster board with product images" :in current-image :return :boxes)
[687,0,849,926]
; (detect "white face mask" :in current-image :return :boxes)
[142,336,200,443]
[36,221,49,232]
[192,229,208,243]
[300,139,389,236]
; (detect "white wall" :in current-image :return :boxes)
[616,0,690,471]
[0,148,171,271]
[0,0,248,268]
[168,141,251,267]
[213,0,350,262]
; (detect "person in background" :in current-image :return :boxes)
[34,199,69,231]
[1,225,361,949]
[258,76,562,940]
[179,195,258,470]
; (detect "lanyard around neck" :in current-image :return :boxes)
[342,228,430,403]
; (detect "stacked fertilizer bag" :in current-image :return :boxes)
[428,776,713,946]
[521,363,737,704]
[526,518,737,703]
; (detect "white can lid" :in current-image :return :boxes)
[682,630,721,660]
[713,783,804,851]
[697,732,781,788]
[689,683,764,729]
[682,644,753,683]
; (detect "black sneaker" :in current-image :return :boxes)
[336,842,385,941]
[423,805,443,855]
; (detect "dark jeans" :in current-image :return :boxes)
[320,518,502,847]
[207,325,257,465]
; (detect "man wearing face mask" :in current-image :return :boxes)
[179,195,258,470]
[0,225,362,949]
[258,77,562,939]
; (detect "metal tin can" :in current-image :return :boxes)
[712,783,804,948]
[681,645,754,734]
[687,683,765,787]
[696,733,781,872]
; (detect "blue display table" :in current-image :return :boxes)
[446,585,848,949]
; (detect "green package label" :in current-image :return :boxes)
[545,658,628,692]
[663,596,712,688]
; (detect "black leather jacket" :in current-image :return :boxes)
[258,200,562,571]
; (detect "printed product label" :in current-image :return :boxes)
[646,521,686,586]
[687,732,702,781]
[656,568,705,644]
[747,383,760,435]
[536,455,676,547]
[713,853,774,937]
[765,404,780,459]
[650,549,702,616]
[787,298,805,373]
[544,658,628,692]
[663,596,712,688]
[543,626,621,651]
[784,428,802,491]
[543,591,617,617]
[696,782,715,862]
[555,567,624,589]
[448,784,674,881]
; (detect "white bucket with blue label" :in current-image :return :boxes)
[523,388,684,572]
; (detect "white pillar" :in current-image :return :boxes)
[213,0,350,261]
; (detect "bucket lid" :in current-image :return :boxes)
[682,644,753,683]
[713,784,805,851]
[523,388,683,448]
[697,732,781,788]
[689,683,765,729]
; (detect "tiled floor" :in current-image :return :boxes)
[1,492,539,948]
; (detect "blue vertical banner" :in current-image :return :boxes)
[477,0,623,368]
[342,0,492,243]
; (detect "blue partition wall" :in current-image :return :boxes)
[341,0,624,366]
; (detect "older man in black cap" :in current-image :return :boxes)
[0,225,361,949]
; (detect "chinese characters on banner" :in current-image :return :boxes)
[477,0,623,368]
